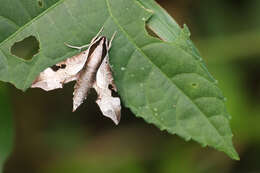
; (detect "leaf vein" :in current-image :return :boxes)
[105,0,229,148]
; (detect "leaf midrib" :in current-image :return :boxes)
[0,0,232,154]
[105,0,230,150]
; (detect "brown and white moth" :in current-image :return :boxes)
[31,28,121,125]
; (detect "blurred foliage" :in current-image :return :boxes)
[0,84,13,172]
[2,0,260,172]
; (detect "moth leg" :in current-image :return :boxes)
[64,43,90,51]
[108,31,117,49]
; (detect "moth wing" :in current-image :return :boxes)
[31,50,89,91]
[94,56,121,125]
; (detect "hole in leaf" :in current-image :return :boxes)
[145,24,161,39]
[11,36,40,61]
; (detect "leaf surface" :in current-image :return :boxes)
[0,0,238,159]
[0,0,58,42]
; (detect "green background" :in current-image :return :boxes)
[1,0,260,172]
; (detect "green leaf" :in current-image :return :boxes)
[137,0,214,80]
[0,0,238,159]
[137,0,182,42]
[0,84,13,172]
[137,0,239,160]
[0,0,59,42]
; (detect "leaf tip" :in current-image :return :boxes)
[227,147,240,161]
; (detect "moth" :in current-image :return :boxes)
[31,27,121,125]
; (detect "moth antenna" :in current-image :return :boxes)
[65,26,105,50]
[97,26,104,36]
[109,31,117,49]
[64,42,90,51]
[91,26,105,42]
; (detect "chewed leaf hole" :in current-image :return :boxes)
[145,24,161,40]
[11,36,40,61]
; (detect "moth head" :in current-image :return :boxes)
[101,37,108,59]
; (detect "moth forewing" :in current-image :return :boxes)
[94,55,121,124]
[30,33,108,91]
[31,49,90,91]
[72,37,109,112]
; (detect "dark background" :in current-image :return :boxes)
[2,0,260,172]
